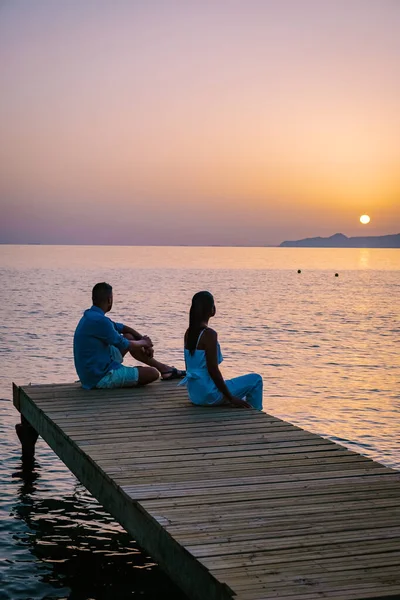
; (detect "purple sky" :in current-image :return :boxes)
[0,0,399,245]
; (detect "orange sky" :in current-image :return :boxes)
[0,0,399,245]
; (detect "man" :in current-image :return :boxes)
[74,282,184,389]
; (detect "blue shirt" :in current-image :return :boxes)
[73,306,130,389]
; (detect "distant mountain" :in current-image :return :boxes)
[280,233,400,248]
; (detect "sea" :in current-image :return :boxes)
[0,245,399,599]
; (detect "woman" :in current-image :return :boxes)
[180,291,263,409]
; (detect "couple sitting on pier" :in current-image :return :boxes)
[73,283,263,410]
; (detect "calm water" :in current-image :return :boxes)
[1,245,399,599]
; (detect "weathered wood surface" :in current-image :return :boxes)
[13,381,400,600]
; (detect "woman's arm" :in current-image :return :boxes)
[203,330,250,408]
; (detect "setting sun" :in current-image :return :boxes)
[360,215,371,225]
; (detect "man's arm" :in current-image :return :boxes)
[120,325,143,340]
[98,319,152,353]
[112,320,143,340]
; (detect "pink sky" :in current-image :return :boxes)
[0,0,399,245]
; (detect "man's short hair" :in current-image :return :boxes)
[92,282,113,306]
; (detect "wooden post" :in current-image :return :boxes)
[13,383,39,462]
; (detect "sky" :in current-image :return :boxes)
[0,0,399,246]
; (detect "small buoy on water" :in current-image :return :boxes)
[297,269,301,274]
[335,273,339,277]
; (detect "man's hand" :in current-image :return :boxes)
[142,346,154,358]
[131,335,153,351]
[140,335,153,349]
[228,396,252,409]
[139,334,154,357]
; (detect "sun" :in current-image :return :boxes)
[360,214,370,225]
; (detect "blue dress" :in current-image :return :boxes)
[180,328,264,410]
[179,330,224,405]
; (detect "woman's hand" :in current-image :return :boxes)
[227,396,252,409]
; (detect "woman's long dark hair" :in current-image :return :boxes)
[186,291,215,355]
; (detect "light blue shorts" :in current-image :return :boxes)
[96,346,139,389]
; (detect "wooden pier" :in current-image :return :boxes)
[13,381,400,600]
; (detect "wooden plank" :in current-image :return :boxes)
[110,465,381,487]
[95,448,360,465]
[61,423,300,441]
[51,415,284,429]
[184,526,400,558]
[47,412,278,428]
[76,429,330,447]
[138,485,400,508]
[239,580,400,596]
[144,499,400,527]
[13,382,400,600]
[163,517,400,547]
[236,583,400,600]
[101,456,371,473]
[22,380,184,395]
[121,471,398,501]
[214,552,400,579]
[198,538,400,570]
[224,565,400,591]
[106,457,376,477]
[158,505,400,533]
[80,438,337,458]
